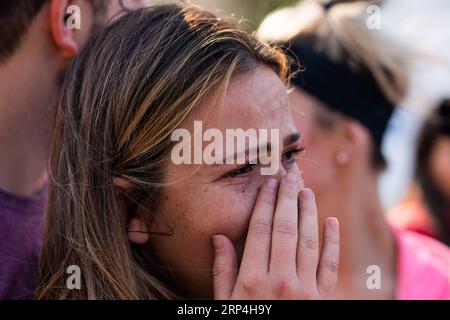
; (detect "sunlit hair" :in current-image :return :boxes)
[36,3,289,299]
[258,0,409,171]
[257,0,407,105]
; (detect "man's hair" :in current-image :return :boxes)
[0,0,47,62]
[0,0,109,63]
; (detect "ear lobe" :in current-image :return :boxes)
[128,217,150,244]
[336,150,350,166]
[113,177,132,189]
[344,120,372,152]
[50,0,78,59]
[113,176,148,243]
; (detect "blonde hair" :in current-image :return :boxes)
[257,0,407,105]
[36,3,289,299]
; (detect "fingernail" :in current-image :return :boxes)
[266,178,278,192]
[284,173,297,186]
[327,217,339,231]
[212,235,223,251]
[300,188,313,200]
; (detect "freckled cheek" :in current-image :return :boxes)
[198,189,259,253]
[197,194,255,243]
[160,185,260,267]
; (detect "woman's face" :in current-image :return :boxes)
[289,87,340,215]
[429,136,450,199]
[148,66,303,298]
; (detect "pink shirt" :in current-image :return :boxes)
[388,199,440,240]
[394,228,450,299]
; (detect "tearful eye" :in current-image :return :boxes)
[283,146,305,164]
[223,145,305,180]
[228,163,256,178]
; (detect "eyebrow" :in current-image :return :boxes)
[222,143,272,164]
[284,132,301,146]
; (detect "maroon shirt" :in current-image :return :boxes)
[0,187,46,299]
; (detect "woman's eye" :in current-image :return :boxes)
[228,163,255,178]
[283,147,305,164]
[226,147,305,178]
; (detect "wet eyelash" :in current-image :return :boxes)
[227,163,256,178]
[227,146,306,178]
[283,146,306,162]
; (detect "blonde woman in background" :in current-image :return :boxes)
[258,0,450,299]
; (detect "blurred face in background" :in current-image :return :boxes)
[288,88,342,220]
[288,86,377,227]
[429,136,450,199]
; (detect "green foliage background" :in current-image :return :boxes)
[190,0,300,30]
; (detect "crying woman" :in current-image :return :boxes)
[36,3,340,299]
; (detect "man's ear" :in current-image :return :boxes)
[49,0,78,59]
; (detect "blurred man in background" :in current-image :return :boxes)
[0,0,147,299]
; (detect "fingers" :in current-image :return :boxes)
[297,188,320,279]
[269,173,299,274]
[239,178,278,272]
[212,234,238,300]
[317,217,340,297]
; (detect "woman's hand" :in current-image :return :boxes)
[212,173,340,299]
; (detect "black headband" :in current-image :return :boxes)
[437,101,450,136]
[287,43,395,146]
[323,0,337,11]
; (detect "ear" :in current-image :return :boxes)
[113,177,132,189]
[128,217,150,244]
[49,0,78,59]
[335,119,370,165]
[113,176,149,244]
